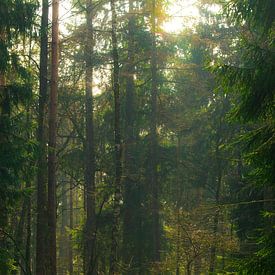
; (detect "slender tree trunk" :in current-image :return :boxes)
[48,0,59,273]
[59,180,68,275]
[25,185,31,275]
[0,31,6,112]
[109,0,122,272]
[150,0,160,263]
[13,199,27,275]
[176,136,181,275]
[84,0,96,273]
[69,180,74,275]
[36,0,49,273]
[122,0,138,271]
[25,75,32,274]
[0,44,6,264]
[209,137,222,274]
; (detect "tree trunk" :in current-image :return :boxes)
[25,30,32,275]
[25,183,31,275]
[84,0,96,273]
[36,0,49,273]
[122,0,138,271]
[209,135,222,274]
[69,180,74,275]
[47,0,59,273]
[13,198,27,274]
[150,0,160,263]
[176,136,181,275]
[59,180,68,275]
[109,0,122,272]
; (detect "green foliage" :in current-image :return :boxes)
[212,0,275,274]
[232,230,275,275]
[0,0,37,273]
[214,45,275,120]
[1,0,274,273]
[226,0,275,34]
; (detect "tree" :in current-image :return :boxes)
[0,0,37,272]
[36,0,49,273]
[84,0,97,273]
[213,0,275,273]
[149,0,160,264]
[0,1,273,273]
[47,0,59,273]
[109,0,122,272]
[122,0,140,271]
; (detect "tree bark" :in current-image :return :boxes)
[69,180,74,275]
[59,180,68,274]
[25,183,31,275]
[176,136,181,275]
[122,0,139,271]
[36,0,49,273]
[84,0,96,273]
[47,0,59,273]
[150,0,160,263]
[13,198,27,275]
[209,133,222,274]
[109,0,122,272]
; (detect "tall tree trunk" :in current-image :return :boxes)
[109,0,122,272]
[84,0,96,273]
[0,32,6,262]
[36,0,49,273]
[176,136,181,275]
[209,134,222,274]
[69,180,74,275]
[13,198,27,275]
[150,0,160,263]
[122,0,138,271]
[25,184,31,275]
[59,180,68,275]
[25,65,32,274]
[48,0,59,273]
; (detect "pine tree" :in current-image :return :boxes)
[109,0,122,272]
[36,0,49,273]
[48,0,59,273]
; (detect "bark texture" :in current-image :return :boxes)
[150,0,160,263]
[84,0,96,273]
[209,130,222,274]
[36,0,49,273]
[109,0,122,272]
[122,0,141,272]
[47,0,59,273]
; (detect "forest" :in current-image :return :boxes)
[0,0,274,274]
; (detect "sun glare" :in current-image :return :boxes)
[59,0,200,35]
[162,0,200,33]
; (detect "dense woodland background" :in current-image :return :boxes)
[0,0,274,274]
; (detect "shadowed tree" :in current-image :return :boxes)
[47,0,59,273]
